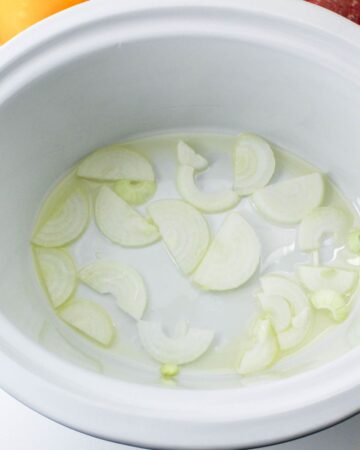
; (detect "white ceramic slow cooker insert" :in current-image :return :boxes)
[1,1,360,448]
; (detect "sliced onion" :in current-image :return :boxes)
[137,320,214,365]
[34,247,76,308]
[193,213,260,291]
[277,309,312,350]
[95,186,159,247]
[257,293,291,332]
[260,275,312,350]
[233,133,275,195]
[297,265,358,295]
[238,319,278,375]
[177,165,239,213]
[114,180,156,205]
[58,299,115,346]
[177,140,208,170]
[32,188,89,248]
[310,289,349,322]
[298,206,352,251]
[160,363,180,379]
[252,173,324,225]
[77,145,155,181]
[147,199,209,274]
[260,275,310,315]
[79,260,147,320]
[347,229,360,255]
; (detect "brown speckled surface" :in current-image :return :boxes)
[306,0,360,23]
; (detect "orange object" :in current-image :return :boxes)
[0,0,86,44]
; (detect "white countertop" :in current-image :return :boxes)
[0,388,359,450]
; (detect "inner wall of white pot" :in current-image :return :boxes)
[1,35,360,385]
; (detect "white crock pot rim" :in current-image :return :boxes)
[1,1,360,448]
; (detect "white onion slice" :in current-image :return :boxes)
[114,180,156,205]
[277,309,312,350]
[347,229,360,255]
[147,199,209,274]
[34,248,76,308]
[32,188,89,247]
[137,320,214,365]
[59,299,115,346]
[177,140,208,170]
[260,275,310,315]
[233,133,275,195]
[95,186,159,247]
[310,289,349,322]
[177,165,239,213]
[79,260,147,319]
[297,265,358,295]
[260,275,312,350]
[77,145,154,181]
[193,213,260,291]
[257,293,291,332]
[238,319,278,375]
[252,173,324,225]
[298,206,352,251]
